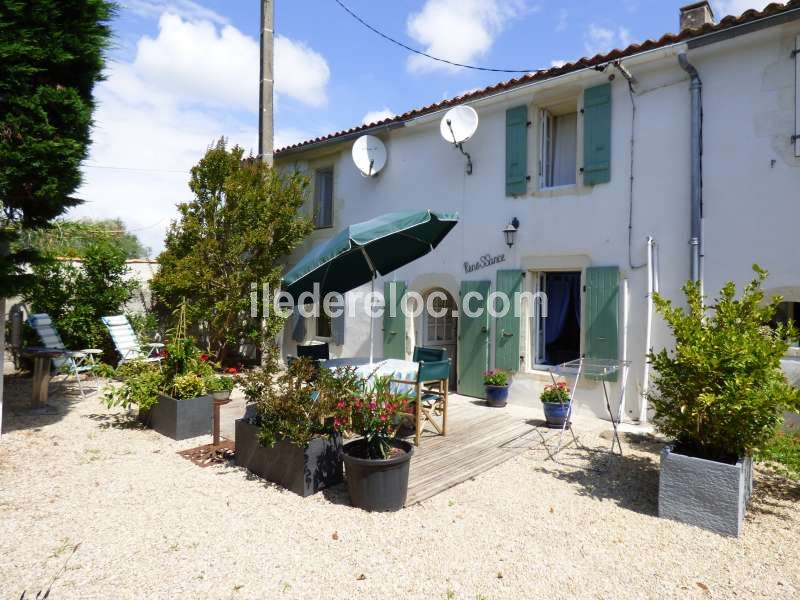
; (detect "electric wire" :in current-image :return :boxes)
[332,0,544,74]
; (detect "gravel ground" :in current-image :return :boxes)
[1,374,799,600]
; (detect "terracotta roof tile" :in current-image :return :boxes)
[275,1,799,156]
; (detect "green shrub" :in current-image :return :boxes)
[756,431,800,480]
[103,366,163,412]
[540,381,570,404]
[205,374,235,393]
[170,373,207,400]
[649,266,800,462]
[239,349,337,448]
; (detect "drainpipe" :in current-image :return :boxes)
[258,0,274,166]
[678,53,703,288]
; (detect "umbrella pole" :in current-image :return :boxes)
[369,276,374,364]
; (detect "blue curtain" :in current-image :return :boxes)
[545,279,571,345]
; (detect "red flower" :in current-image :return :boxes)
[369,401,377,410]
[380,414,387,422]
[336,400,346,409]
[200,353,209,362]
[226,367,238,374]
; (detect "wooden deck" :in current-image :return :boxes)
[403,396,539,506]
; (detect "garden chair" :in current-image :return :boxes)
[412,345,448,362]
[27,313,102,398]
[101,315,164,367]
[393,359,450,446]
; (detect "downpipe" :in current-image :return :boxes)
[678,53,704,289]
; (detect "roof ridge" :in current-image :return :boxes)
[276,0,799,156]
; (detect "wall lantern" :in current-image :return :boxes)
[503,217,520,248]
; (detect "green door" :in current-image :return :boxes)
[458,280,490,397]
[495,270,524,372]
[382,281,406,359]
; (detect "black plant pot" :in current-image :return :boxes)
[235,419,343,497]
[139,394,213,441]
[343,439,414,512]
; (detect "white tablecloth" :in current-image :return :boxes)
[322,358,419,394]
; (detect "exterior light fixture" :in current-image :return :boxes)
[503,217,520,248]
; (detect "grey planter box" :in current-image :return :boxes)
[659,445,754,537]
[139,394,213,441]
[235,419,343,497]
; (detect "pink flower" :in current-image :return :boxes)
[380,414,387,422]
[369,401,377,410]
[336,400,346,409]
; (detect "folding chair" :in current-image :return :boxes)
[101,315,163,367]
[394,359,450,446]
[28,313,102,398]
[412,345,448,362]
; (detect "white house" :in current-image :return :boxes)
[275,1,800,421]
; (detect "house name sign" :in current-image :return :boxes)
[463,253,506,274]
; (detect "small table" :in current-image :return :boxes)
[20,348,65,414]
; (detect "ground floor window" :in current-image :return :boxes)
[531,271,581,366]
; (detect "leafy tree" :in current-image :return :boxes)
[0,0,115,294]
[21,218,149,259]
[649,266,800,462]
[23,240,136,354]
[151,139,313,363]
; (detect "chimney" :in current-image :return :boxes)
[258,0,274,166]
[680,1,715,31]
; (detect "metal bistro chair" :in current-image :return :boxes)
[28,313,102,398]
[412,345,448,363]
[394,359,451,446]
[101,315,164,367]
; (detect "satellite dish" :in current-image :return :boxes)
[440,105,479,144]
[352,135,387,177]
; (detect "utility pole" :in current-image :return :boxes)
[258,0,274,165]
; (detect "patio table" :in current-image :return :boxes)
[20,347,66,414]
[321,357,419,394]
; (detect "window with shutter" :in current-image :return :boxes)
[794,35,799,157]
[582,83,612,185]
[584,266,620,371]
[313,168,333,229]
[505,105,529,196]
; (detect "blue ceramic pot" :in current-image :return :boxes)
[485,385,509,407]
[542,402,570,428]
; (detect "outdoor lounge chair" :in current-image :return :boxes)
[27,313,102,398]
[101,315,164,367]
[393,358,450,446]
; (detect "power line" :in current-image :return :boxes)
[83,163,189,174]
[332,0,544,74]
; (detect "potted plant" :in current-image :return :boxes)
[234,352,343,497]
[484,369,510,408]
[103,336,215,441]
[540,381,571,428]
[333,373,414,511]
[206,373,235,401]
[650,266,800,536]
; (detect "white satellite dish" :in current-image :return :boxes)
[352,134,387,177]
[440,105,479,144]
[440,105,478,175]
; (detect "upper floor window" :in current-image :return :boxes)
[313,168,333,229]
[540,107,577,189]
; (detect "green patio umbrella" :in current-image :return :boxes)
[282,209,459,362]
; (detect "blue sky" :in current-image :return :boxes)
[72,0,768,254]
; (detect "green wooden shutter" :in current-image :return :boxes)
[382,281,406,359]
[458,280,491,398]
[583,84,612,186]
[584,267,619,379]
[495,270,523,372]
[505,105,529,196]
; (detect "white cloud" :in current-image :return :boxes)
[405,0,529,73]
[132,14,330,112]
[362,108,395,125]
[73,13,331,254]
[274,36,331,108]
[584,24,632,56]
[712,1,770,17]
[550,60,567,68]
[556,9,568,32]
[123,0,228,24]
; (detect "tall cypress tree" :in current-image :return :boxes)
[0,0,115,293]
